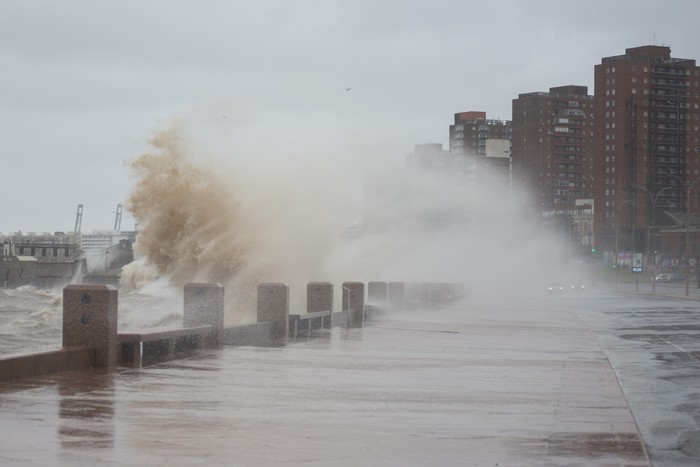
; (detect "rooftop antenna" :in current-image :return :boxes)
[74,204,83,233]
[113,203,123,231]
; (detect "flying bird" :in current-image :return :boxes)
[346,87,352,91]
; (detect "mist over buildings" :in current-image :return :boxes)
[121,116,567,321]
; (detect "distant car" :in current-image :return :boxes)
[546,282,564,294]
[654,273,670,283]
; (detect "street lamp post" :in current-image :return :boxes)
[657,173,700,296]
[683,178,700,295]
[632,184,675,293]
[686,184,691,295]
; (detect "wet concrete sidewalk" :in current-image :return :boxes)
[0,301,649,466]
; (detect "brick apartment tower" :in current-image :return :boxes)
[511,86,595,216]
[593,45,700,257]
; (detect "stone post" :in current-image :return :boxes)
[388,281,406,311]
[367,281,388,308]
[184,283,225,346]
[342,282,365,327]
[307,282,333,328]
[257,283,289,339]
[63,284,118,368]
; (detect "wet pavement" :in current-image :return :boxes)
[571,285,700,466]
[0,295,650,466]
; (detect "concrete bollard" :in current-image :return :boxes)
[63,284,118,368]
[184,283,225,346]
[367,281,388,308]
[257,283,289,339]
[388,282,406,311]
[307,282,333,329]
[342,282,365,327]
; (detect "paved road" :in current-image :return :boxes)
[560,285,700,466]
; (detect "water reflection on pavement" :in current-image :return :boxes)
[0,302,649,466]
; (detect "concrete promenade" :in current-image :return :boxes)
[0,299,649,465]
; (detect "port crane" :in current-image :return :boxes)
[114,204,122,231]
[74,204,83,233]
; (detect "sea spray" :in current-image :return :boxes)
[125,122,356,321]
[124,120,567,322]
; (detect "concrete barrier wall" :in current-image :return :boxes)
[342,282,365,328]
[368,281,387,308]
[2,280,461,383]
[222,322,275,346]
[331,310,349,327]
[307,282,333,314]
[0,346,94,383]
[257,283,289,340]
[404,282,466,308]
[63,284,118,368]
[36,261,75,278]
[0,261,37,288]
[307,282,333,330]
[184,283,224,345]
[388,282,406,311]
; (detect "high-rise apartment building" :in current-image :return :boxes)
[593,45,700,256]
[511,85,595,215]
[448,111,511,180]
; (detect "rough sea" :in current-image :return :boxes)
[0,283,184,356]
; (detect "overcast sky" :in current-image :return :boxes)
[2,0,700,233]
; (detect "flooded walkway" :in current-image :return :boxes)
[0,301,648,466]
